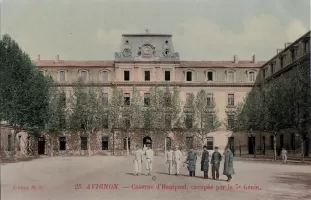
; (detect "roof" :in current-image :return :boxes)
[180,60,265,68]
[34,60,114,67]
[33,60,265,68]
[122,34,172,37]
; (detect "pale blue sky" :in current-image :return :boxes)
[0,0,310,61]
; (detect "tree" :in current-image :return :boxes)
[193,90,220,147]
[107,86,123,155]
[44,87,67,156]
[68,80,104,156]
[0,34,52,156]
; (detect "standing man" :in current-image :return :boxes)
[133,145,143,176]
[173,146,183,176]
[201,145,209,179]
[145,146,154,176]
[223,146,235,182]
[211,146,222,180]
[185,148,197,177]
[166,147,174,175]
[281,147,288,164]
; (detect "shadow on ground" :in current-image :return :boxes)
[269,172,311,200]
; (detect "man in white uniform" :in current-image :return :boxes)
[133,145,143,176]
[173,146,183,176]
[145,146,154,176]
[166,147,174,175]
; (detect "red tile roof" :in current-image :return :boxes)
[33,60,265,68]
[180,60,265,68]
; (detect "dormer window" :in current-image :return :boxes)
[226,70,235,82]
[79,70,89,82]
[205,70,215,81]
[100,70,109,82]
[125,40,129,45]
[303,39,309,54]
[290,47,298,62]
[58,70,67,82]
[165,48,170,56]
[247,71,255,82]
[165,40,168,44]
[280,55,286,68]
[186,71,192,81]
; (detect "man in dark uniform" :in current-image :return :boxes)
[211,146,222,180]
[201,145,209,179]
[185,148,197,177]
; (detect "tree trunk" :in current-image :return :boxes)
[112,130,115,156]
[300,137,305,163]
[88,132,92,156]
[50,136,54,157]
[126,136,129,156]
[273,133,277,161]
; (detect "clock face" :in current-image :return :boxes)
[142,46,153,56]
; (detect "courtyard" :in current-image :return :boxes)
[1,156,311,200]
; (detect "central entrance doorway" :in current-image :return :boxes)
[143,136,152,148]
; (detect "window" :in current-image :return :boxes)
[103,114,108,129]
[186,71,192,81]
[248,71,255,82]
[291,133,296,150]
[165,71,170,81]
[165,114,171,129]
[303,40,309,54]
[164,92,171,107]
[227,114,235,129]
[291,48,297,62]
[61,92,66,107]
[124,93,130,106]
[207,94,213,106]
[186,137,194,149]
[81,137,87,150]
[102,136,108,150]
[270,135,274,150]
[185,114,193,128]
[124,71,130,81]
[59,137,66,150]
[39,70,45,76]
[59,71,66,82]
[166,137,172,150]
[280,56,285,68]
[207,71,213,81]
[122,114,131,129]
[228,94,234,106]
[8,135,12,151]
[206,137,214,150]
[270,64,274,75]
[262,68,266,78]
[144,93,150,106]
[79,70,88,82]
[144,71,150,81]
[123,137,131,150]
[226,71,235,82]
[101,71,109,82]
[185,93,192,107]
[102,93,108,106]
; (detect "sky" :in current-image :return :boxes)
[0,0,310,61]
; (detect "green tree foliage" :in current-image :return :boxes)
[68,80,104,156]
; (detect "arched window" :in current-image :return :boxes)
[123,137,131,150]
[79,70,89,82]
[205,70,215,81]
[183,69,194,82]
[100,70,110,82]
[226,70,235,82]
[58,70,67,82]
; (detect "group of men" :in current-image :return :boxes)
[132,144,235,182]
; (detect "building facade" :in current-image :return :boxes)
[29,33,264,156]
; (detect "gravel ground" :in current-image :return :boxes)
[1,155,311,200]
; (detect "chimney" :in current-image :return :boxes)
[55,54,59,62]
[277,49,283,54]
[252,53,256,63]
[284,42,292,48]
[233,54,238,63]
[37,54,40,61]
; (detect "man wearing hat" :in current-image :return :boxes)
[173,146,183,176]
[185,147,197,177]
[211,146,222,180]
[201,145,210,179]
